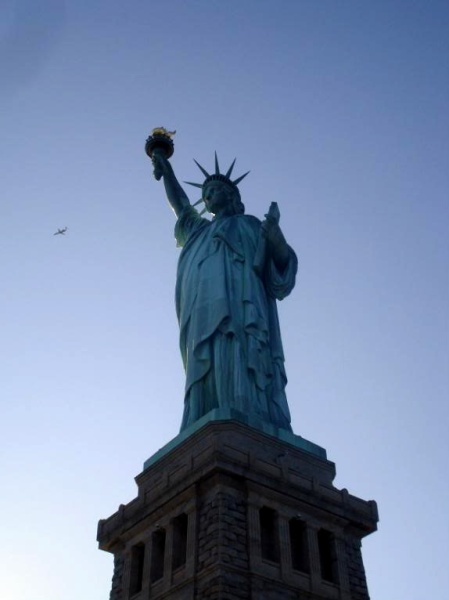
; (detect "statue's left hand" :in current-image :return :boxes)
[261,203,282,247]
[261,209,289,271]
[262,218,285,248]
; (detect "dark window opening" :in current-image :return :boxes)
[317,528,338,583]
[150,528,166,583]
[259,506,280,563]
[129,543,145,596]
[289,518,309,573]
[172,513,188,570]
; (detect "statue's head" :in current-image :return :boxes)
[202,179,245,216]
[185,153,248,216]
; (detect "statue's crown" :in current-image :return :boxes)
[185,153,249,200]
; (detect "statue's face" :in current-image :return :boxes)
[203,182,235,215]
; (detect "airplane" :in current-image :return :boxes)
[54,227,67,236]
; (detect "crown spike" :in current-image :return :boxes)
[185,181,204,189]
[214,152,220,175]
[232,171,250,186]
[189,154,250,201]
[192,198,204,207]
[193,159,210,178]
[225,158,237,179]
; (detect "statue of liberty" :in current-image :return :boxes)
[147,130,298,433]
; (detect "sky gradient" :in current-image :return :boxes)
[1,1,448,598]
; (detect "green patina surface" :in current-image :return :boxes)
[149,135,301,439]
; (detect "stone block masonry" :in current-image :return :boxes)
[97,420,378,599]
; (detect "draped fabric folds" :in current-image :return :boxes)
[174,206,298,432]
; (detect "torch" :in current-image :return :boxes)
[145,127,176,180]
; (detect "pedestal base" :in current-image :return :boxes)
[98,420,378,600]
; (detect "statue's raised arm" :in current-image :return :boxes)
[152,150,190,217]
[145,128,190,218]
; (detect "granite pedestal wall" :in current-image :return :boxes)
[97,419,378,600]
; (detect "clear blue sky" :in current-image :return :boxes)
[1,1,448,598]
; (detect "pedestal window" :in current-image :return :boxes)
[317,528,338,583]
[259,506,280,563]
[150,528,166,583]
[289,517,309,573]
[172,513,188,570]
[129,543,145,596]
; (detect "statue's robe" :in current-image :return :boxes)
[175,206,298,432]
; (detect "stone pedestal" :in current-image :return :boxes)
[97,419,378,600]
